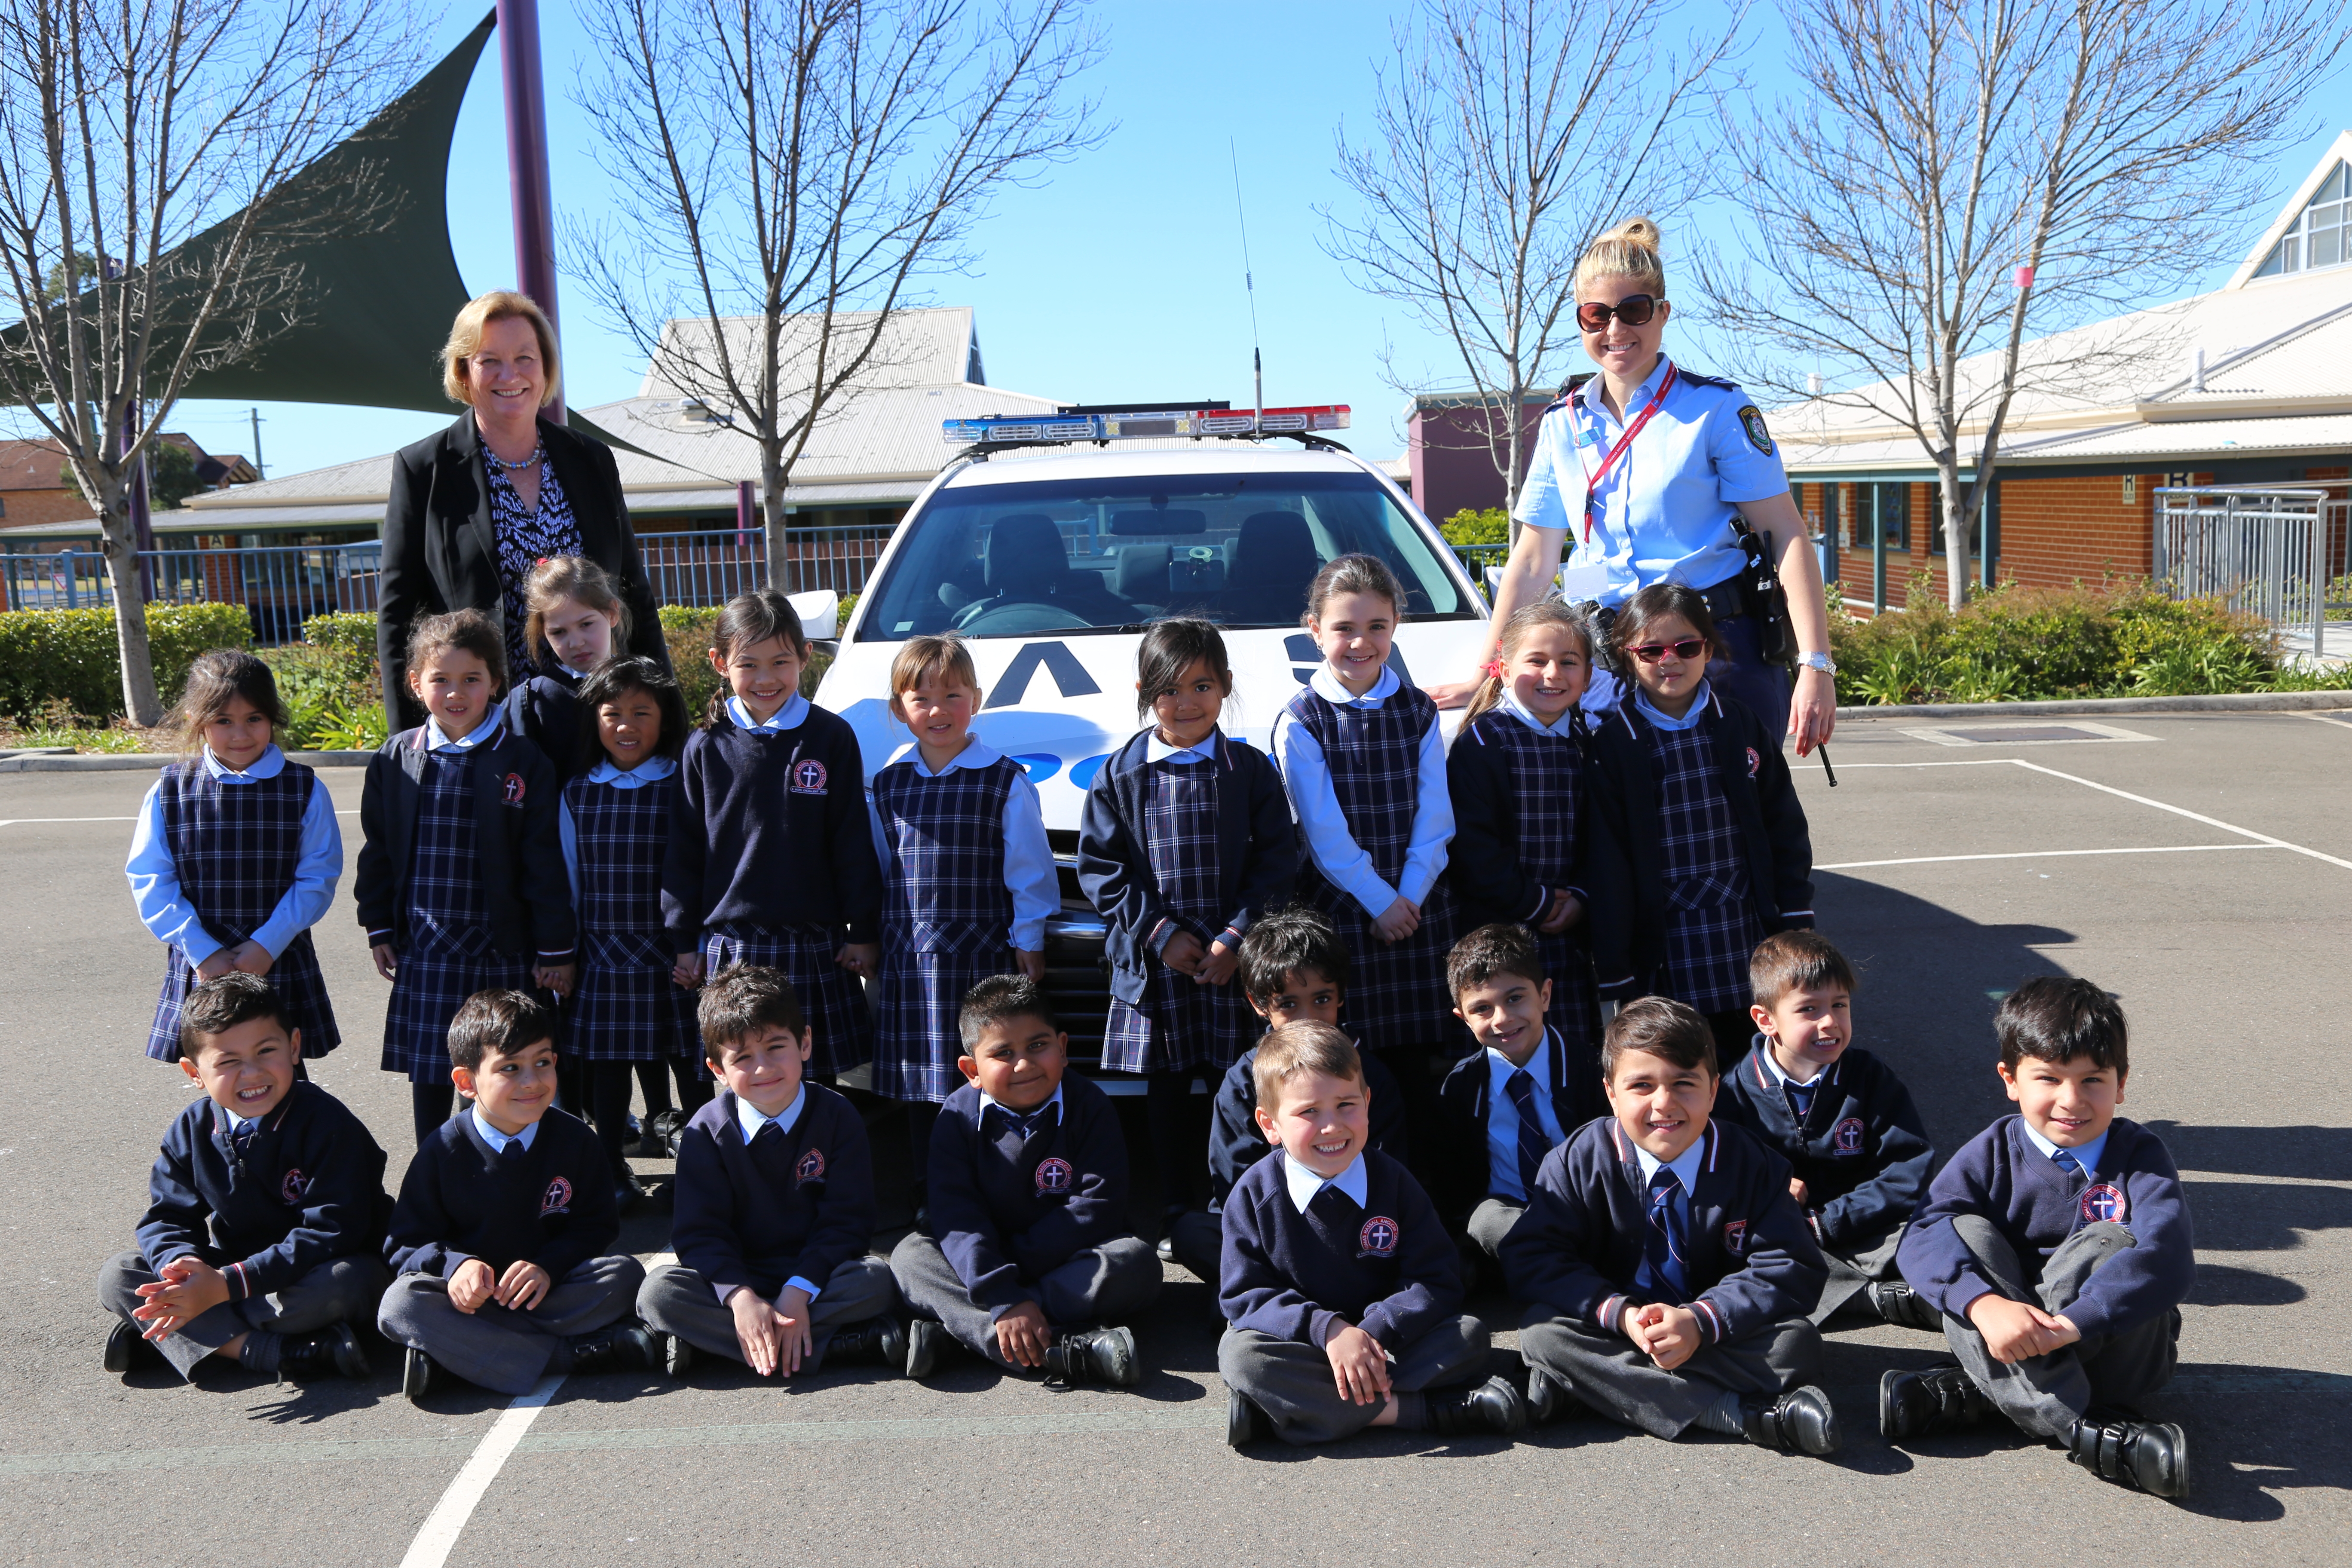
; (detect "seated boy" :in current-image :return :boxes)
[379,989,652,1402]
[639,965,903,1378]
[889,976,1159,1384]
[1504,997,1839,1455]
[1168,910,1407,1286]
[97,974,389,1384]
[1886,978,2192,1499]
[1219,1021,1523,1447]
[1715,931,1936,1327]
[1434,923,1604,1270]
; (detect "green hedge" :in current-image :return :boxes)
[0,603,254,720]
[1828,582,2331,704]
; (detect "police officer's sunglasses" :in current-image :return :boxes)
[1627,637,1708,664]
[1575,294,1659,332]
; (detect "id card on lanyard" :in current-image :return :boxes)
[1576,361,1679,544]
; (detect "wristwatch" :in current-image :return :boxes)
[1798,652,1836,675]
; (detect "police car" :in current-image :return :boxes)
[815,401,1492,1072]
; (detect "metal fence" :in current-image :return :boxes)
[0,525,897,643]
[2151,487,2345,655]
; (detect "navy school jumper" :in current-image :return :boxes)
[384,1109,619,1281]
[135,1081,392,1297]
[670,1085,877,1301]
[504,669,589,784]
[926,1075,1132,1309]
[1582,688,1812,998]
[1897,1115,2193,1342]
[1218,1149,1463,1349]
[1500,1117,1827,1342]
[1715,1041,1934,1253]
[1431,1026,1606,1225]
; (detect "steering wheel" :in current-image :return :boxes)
[953,598,1086,635]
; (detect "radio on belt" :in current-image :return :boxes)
[943,400,1351,445]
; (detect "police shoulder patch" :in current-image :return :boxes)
[1738,405,1775,456]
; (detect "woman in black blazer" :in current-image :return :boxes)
[377,290,669,727]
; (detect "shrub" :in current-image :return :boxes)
[0,602,253,720]
[1441,507,1511,546]
[300,611,378,662]
[1828,582,2315,704]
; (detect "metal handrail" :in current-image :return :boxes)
[2151,486,2332,656]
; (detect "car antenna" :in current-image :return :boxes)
[1228,138,1262,437]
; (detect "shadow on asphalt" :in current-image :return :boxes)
[2143,1120,2352,1182]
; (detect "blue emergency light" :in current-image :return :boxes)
[943,401,1351,444]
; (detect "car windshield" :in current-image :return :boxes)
[854,469,1471,640]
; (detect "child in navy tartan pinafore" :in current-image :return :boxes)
[1444,601,1607,1058]
[868,635,1059,1112]
[560,658,703,1180]
[1078,619,1298,1212]
[1270,557,1461,1070]
[126,650,342,1063]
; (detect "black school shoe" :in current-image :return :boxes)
[403,1346,444,1406]
[104,1317,161,1375]
[1742,1385,1841,1455]
[824,1316,907,1372]
[279,1323,370,1383]
[1524,1364,1584,1426]
[1042,1326,1139,1387]
[903,1319,948,1381]
[567,1322,657,1378]
[1226,1387,1273,1449]
[1868,1280,1944,1331]
[653,1110,691,1159]
[2066,1410,2191,1500]
[1880,1363,1992,1441]
[1427,1375,1529,1438]
[613,1172,649,1213]
[658,1331,695,1378]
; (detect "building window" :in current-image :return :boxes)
[1871,482,1909,551]
[2254,161,2349,278]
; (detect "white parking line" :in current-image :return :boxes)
[1820,844,2282,870]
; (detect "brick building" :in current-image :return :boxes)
[1773,131,2352,612]
[1405,392,1559,521]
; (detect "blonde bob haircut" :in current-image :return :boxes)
[1574,215,1666,300]
[440,290,562,408]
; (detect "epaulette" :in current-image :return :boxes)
[1677,368,1740,392]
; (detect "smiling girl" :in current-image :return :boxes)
[1079,618,1297,1222]
[126,650,343,1066]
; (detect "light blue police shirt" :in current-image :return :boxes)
[1512,357,1790,606]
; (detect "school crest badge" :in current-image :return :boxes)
[790,759,829,795]
[796,1146,827,1185]
[1746,746,1761,779]
[1722,1219,1749,1255]
[1831,1118,1866,1156]
[1737,405,1775,455]
[1034,1156,1074,1195]
[503,772,527,805]
[540,1176,573,1216]
[1358,1216,1400,1257]
[280,1168,307,1204]
[2079,1183,2128,1224]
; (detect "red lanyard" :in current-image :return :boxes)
[1576,360,1678,542]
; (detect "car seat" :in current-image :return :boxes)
[1215,511,1320,625]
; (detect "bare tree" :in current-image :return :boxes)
[0,0,420,723]
[1696,0,2341,611]
[1320,0,1743,524]
[569,0,1105,587]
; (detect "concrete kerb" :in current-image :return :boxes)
[1835,690,2352,721]
[0,749,373,772]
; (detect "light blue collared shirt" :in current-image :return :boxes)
[2020,1119,2111,1180]
[727,692,810,735]
[1270,665,1455,916]
[1144,732,1219,765]
[870,739,1059,952]
[734,1085,822,1301]
[471,1106,540,1154]
[426,707,505,752]
[1485,1029,1568,1203]
[1500,691,1581,737]
[1629,1131,1709,1240]
[558,755,680,904]
[124,745,345,967]
[1283,1149,1370,1214]
[1633,679,1715,732]
[1513,356,1790,607]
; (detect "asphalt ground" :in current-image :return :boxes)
[3,710,2349,1566]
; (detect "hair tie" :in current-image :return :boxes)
[1482,659,1506,681]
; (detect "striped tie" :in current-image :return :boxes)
[1637,1166,1690,1305]
[1505,1069,1552,1197]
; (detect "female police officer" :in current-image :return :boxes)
[1433,217,1836,754]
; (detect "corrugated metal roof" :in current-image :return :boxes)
[2004,410,2352,459]
[638,307,982,398]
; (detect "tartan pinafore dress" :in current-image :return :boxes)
[1640,708,1764,1013]
[1284,682,1461,1050]
[564,771,698,1065]
[1099,753,1251,1076]
[870,754,1022,1102]
[1461,707,1602,1057]
[144,762,340,1061]
[381,748,530,1082]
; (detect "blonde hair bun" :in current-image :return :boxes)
[1604,215,1662,248]
[1576,215,1666,298]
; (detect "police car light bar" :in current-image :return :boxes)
[943,404,1351,444]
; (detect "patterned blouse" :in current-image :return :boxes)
[487,451,585,681]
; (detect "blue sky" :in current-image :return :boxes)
[161,0,2350,482]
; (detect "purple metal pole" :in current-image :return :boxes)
[496,0,563,423]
